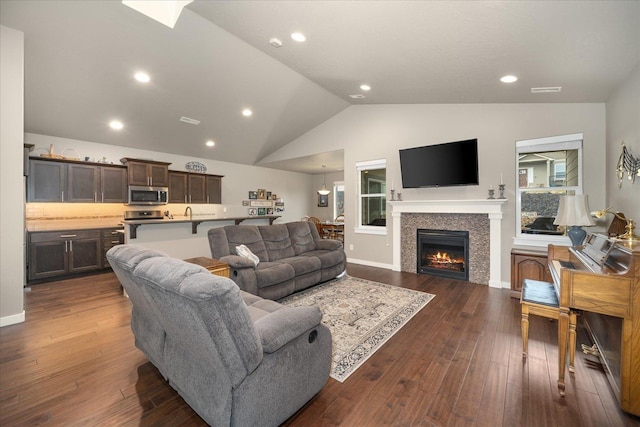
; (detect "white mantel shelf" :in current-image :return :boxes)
[390,199,508,288]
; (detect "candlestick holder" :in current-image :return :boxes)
[487,188,495,199]
[397,192,402,201]
[498,184,506,199]
[390,189,396,201]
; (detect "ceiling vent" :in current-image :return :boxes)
[349,94,366,99]
[179,116,200,125]
[531,87,562,93]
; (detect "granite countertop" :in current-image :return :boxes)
[121,215,280,225]
[26,217,124,232]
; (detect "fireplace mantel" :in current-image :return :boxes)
[390,199,507,288]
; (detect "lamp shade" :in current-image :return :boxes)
[554,195,596,227]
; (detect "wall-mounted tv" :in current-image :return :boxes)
[399,138,479,188]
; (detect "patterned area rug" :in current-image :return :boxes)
[279,276,435,382]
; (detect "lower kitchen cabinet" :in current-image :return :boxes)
[28,227,123,282]
[102,228,125,267]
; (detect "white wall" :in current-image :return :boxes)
[0,26,25,326]
[267,103,607,285]
[24,133,314,223]
[606,62,640,219]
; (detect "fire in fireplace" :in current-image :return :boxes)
[417,229,469,281]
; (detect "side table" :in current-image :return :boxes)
[184,257,230,278]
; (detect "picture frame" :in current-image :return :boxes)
[242,200,250,206]
[257,207,266,216]
[266,191,272,200]
[248,208,257,216]
[248,191,258,200]
[257,189,267,199]
[318,194,328,207]
[250,200,272,207]
[266,208,274,215]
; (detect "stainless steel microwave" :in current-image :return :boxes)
[128,185,168,205]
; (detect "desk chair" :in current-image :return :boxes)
[521,279,577,382]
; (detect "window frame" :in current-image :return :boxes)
[355,159,387,236]
[514,133,584,247]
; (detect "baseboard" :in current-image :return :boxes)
[0,310,25,327]
[346,257,394,270]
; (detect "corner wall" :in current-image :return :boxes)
[606,62,640,217]
[1,25,25,326]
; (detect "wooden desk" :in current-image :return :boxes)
[549,240,640,416]
[184,257,230,278]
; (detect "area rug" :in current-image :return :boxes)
[279,276,435,382]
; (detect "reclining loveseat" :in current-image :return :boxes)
[208,221,346,300]
[107,245,332,427]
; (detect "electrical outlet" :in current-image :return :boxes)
[223,207,227,212]
[349,244,354,251]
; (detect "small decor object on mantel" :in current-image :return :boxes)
[185,161,207,173]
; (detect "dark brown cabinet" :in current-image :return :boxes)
[28,227,124,282]
[510,248,551,298]
[121,158,170,187]
[29,230,102,281]
[28,159,66,202]
[168,171,223,204]
[28,158,127,203]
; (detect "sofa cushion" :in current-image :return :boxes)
[300,249,346,270]
[259,224,295,261]
[287,221,319,255]
[276,256,321,276]
[224,226,269,262]
[255,262,296,289]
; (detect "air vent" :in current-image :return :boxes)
[179,116,200,125]
[531,87,562,93]
[349,94,366,99]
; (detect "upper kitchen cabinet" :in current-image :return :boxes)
[121,158,170,187]
[28,159,66,202]
[27,158,127,203]
[168,171,223,204]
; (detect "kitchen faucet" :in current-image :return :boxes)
[184,206,192,220]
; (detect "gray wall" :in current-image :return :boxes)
[606,62,640,219]
[0,25,25,326]
[264,103,607,284]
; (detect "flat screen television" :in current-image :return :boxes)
[399,138,479,188]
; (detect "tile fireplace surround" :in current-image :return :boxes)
[390,199,507,288]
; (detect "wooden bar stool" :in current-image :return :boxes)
[521,279,577,377]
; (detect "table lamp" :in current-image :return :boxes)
[553,195,595,246]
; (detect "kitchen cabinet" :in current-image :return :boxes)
[27,158,127,203]
[121,158,170,187]
[28,159,66,202]
[28,226,124,282]
[168,171,223,204]
[510,248,552,298]
[29,230,102,281]
[102,228,125,267]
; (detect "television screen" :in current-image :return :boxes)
[399,139,479,188]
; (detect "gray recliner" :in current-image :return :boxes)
[107,245,332,427]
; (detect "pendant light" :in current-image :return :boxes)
[318,165,331,195]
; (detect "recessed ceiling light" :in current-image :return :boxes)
[360,84,371,91]
[291,32,306,42]
[242,108,253,117]
[134,71,150,83]
[349,94,366,99]
[179,116,200,125]
[500,75,518,83]
[206,140,215,147]
[109,120,124,130]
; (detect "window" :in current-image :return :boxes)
[515,133,583,246]
[355,159,386,235]
[333,182,344,219]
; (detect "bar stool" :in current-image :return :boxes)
[520,279,577,379]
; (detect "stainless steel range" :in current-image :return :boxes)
[124,210,164,221]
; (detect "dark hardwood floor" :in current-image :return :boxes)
[1,264,639,426]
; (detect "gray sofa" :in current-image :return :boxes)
[107,245,332,427]
[208,221,346,300]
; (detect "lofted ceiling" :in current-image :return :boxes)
[1,1,639,175]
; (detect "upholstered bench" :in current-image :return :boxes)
[520,279,577,388]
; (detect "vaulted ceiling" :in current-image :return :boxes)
[1,1,638,174]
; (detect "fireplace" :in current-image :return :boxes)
[417,229,469,281]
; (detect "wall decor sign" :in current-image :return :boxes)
[185,161,207,173]
[250,200,273,208]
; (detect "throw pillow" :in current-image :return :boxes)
[236,244,260,266]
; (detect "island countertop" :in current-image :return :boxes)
[122,215,281,238]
